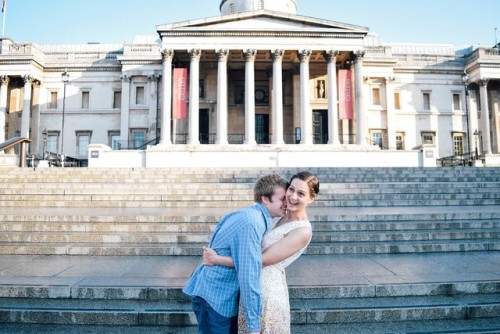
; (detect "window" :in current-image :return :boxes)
[396,132,405,150]
[453,133,465,155]
[372,87,381,105]
[76,131,92,157]
[394,91,401,110]
[370,130,384,148]
[229,3,234,13]
[46,132,59,154]
[108,131,121,150]
[49,92,58,109]
[453,93,461,111]
[82,91,90,109]
[316,80,326,99]
[135,86,145,105]
[422,92,431,110]
[113,91,121,109]
[421,132,435,145]
[131,129,146,149]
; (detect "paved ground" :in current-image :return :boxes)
[0,251,499,295]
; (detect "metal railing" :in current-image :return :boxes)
[436,152,481,167]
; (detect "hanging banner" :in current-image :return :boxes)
[173,68,188,119]
[338,69,353,120]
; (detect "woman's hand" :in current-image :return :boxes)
[202,246,219,266]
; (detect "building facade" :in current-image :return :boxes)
[0,0,499,167]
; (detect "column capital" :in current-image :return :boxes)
[353,50,365,61]
[478,78,490,87]
[271,49,284,61]
[161,49,174,60]
[385,76,396,83]
[22,75,35,84]
[216,49,229,62]
[148,74,160,82]
[244,49,257,61]
[0,75,10,86]
[121,75,131,83]
[189,48,202,61]
[298,49,312,62]
[324,50,339,62]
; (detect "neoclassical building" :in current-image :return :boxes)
[0,0,499,167]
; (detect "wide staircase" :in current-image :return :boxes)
[0,167,499,333]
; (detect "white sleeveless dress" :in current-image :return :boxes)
[238,220,312,334]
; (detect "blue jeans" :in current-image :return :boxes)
[192,296,237,334]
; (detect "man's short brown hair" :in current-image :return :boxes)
[253,174,288,203]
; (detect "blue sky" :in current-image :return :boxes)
[3,0,499,47]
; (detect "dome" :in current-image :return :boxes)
[220,0,297,15]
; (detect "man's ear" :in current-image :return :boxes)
[261,195,271,205]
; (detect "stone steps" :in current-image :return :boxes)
[0,291,498,327]
[0,208,499,255]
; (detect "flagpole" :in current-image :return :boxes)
[2,0,6,37]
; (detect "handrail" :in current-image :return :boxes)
[0,137,32,152]
[0,137,32,167]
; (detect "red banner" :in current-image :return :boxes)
[338,69,353,120]
[173,68,188,120]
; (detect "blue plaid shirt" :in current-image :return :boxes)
[183,203,273,332]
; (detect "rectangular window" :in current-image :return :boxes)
[423,92,431,110]
[394,92,401,110]
[135,86,145,105]
[76,131,91,157]
[113,91,121,109]
[50,92,58,109]
[370,130,384,148]
[108,131,121,150]
[82,91,90,109]
[421,132,435,145]
[396,132,405,150]
[372,87,381,105]
[453,133,464,155]
[46,133,59,154]
[452,93,461,110]
[131,129,146,149]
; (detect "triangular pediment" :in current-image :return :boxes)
[157,10,368,35]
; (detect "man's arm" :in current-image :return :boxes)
[231,211,265,333]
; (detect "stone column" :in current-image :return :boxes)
[21,75,34,139]
[160,49,174,146]
[188,49,201,145]
[385,76,396,150]
[271,49,284,145]
[120,75,131,147]
[353,51,367,145]
[299,50,312,145]
[148,74,159,142]
[0,76,9,146]
[479,79,492,154]
[324,50,340,145]
[216,49,229,145]
[244,49,257,145]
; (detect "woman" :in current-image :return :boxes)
[203,171,320,334]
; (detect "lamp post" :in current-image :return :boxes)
[461,72,471,163]
[60,69,69,167]
[473,129,479,160]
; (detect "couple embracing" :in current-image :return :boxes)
[183,171,320,334]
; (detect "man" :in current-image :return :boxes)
[183,174,288,334]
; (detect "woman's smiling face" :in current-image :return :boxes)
[285,178,314,213]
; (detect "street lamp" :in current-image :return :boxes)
[473,129,479,160]
[461,72,471,162]
[60,69,69,167]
